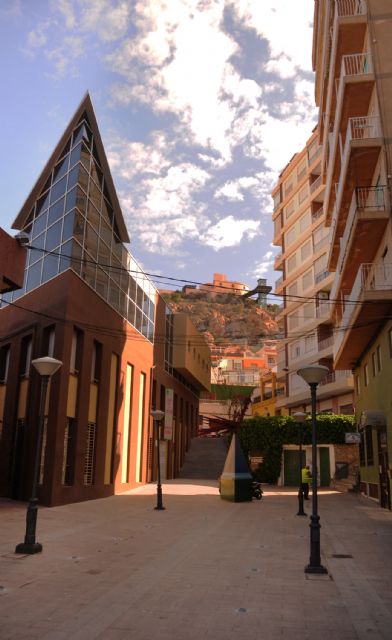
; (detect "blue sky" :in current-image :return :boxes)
[0,0,317,292]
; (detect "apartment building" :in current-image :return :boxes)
[0,94,210,506]
[313,0,392,508]
[272,129,354,415]
[252,371,287,417]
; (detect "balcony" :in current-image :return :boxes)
[274,252,283,271]
[332,115,382,222]
[309,175,324,203]
[318,335,334,352]
[275,275,283,292]
[322,0,368,148]
[276,368,353,409]
[334,262,392,369]
[312,206,324,223]
[329,186,389,295]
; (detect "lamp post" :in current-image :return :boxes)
[293,412,307,517]
[150,409,165,511]
[15,356,62,554]
[297,364,329,574]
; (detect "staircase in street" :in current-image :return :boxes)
[179,437,228,480]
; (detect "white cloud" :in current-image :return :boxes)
[201,215,260,251]
[248,250,276,279]
[79,0,130,42]
[107,132,173,179]
[55,0,76,29]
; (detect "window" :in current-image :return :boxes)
[302,270,313,291]
[20,336,32,378]
[365,426,374,465]
[287,253,297,273]
[359,431,365,465]
[355,375,361,396]
[301,240,312,261]
[297,160,307,181]
[299,210,311,232]
[287,281,298,298]
[70,329,83,373]
[372,346,381,376]
[285,199,295,219]
[285,225,296,246]
[284,179,294,197]
[364,363,369,386]
[290,342,301,359]
[62,418,76,485]
[298,185,308,204]
[0,345,10,383]
[304,335,315,353]
[84,422,97,485]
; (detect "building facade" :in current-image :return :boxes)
[272,129,354,416]
[313,0,392,508]
[0,94,210,506]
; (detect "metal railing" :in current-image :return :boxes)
[319,370,353,386]
[357,185,386,209]
[310,175,322,194]
[312,206,324,222]
[342,52,372,76]
[315,270,330,284]
[318,336,334,351]
[335,0,367,18]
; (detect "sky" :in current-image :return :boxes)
[0,0,317,292]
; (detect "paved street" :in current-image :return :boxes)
[1,477,391,640]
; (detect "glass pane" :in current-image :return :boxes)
[76,186,87,214]
[148,301,155,323]
[87,199,100,230]
[53,156,69,183]
[128,276,136,302]
[136,284,143,309]
[70,142,82,168]
[71,240,82,275]
[143,296,149,316]
[118,291,127,318]
[81,252,96,289]
[108,280,120,310]
[135,307,142,332]
[65,186,77,212]
[59,240,73,273]
[96,268,108,299]
[78,164,89,193]
[97,238,110,269]
[85,222,98,260]
[62,211,75,242]
[28,246,41,266]
[67,164,79,191]
[36,192,50,218]
[41,253,59,283]
[50,176,67,204]
[26,261,42,292]
[89,180,102,213]
[127,299,136,325]
[90,160,103,189]
[32,211,48,238]
[48,197,65,226]
[141,315,149,338]
[111,261,121,289]
[46,220,62,252]
[33,231,46,251]
[80,143,90,172]
[100,219,112,249]
[101,198,113,226]
[74,211,85,244]
[72,123,90,148]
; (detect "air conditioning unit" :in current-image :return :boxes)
[318,291,329,300]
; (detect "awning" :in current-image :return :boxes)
[359,410,387,430]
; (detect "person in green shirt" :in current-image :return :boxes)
[301,465,312,500]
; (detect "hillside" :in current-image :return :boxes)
[161,290,280,353]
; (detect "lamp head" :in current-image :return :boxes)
[297,364,329,385]
[150,409,165,422]
[32,356,62,377]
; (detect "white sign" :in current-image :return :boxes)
[345,432,361,444]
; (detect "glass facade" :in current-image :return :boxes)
[1,117,156,342]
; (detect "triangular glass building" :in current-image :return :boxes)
[5,93,155,342]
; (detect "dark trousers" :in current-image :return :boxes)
[301,482,310,499]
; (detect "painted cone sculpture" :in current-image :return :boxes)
[220,433,253,502]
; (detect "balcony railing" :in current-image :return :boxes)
[316,302,331,319]
[335,0,367,18]
[312,206,324,222]
[310,175,322,194]
[342,52,372,76]
[275,275,283,289]
[318,336,334,351]
[334,262,392,355]
[313,235,330,253]
[344,115,381,149]
[319,370,353,386]
[356,185,386,209]
[315,270,330,285]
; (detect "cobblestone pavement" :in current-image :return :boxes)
[0,481,391,639]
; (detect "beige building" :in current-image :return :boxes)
[272,129,354,415]
[313,0,392,508]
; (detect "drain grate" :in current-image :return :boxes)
[331,553,353,559]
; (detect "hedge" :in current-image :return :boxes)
[237,414,356,484]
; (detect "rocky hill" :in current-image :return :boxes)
[161,290,280,353]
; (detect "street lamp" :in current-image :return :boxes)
[150,409,165,511]
[293,412,307,517]
[297,364,329,574]
[15,356,62,554]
